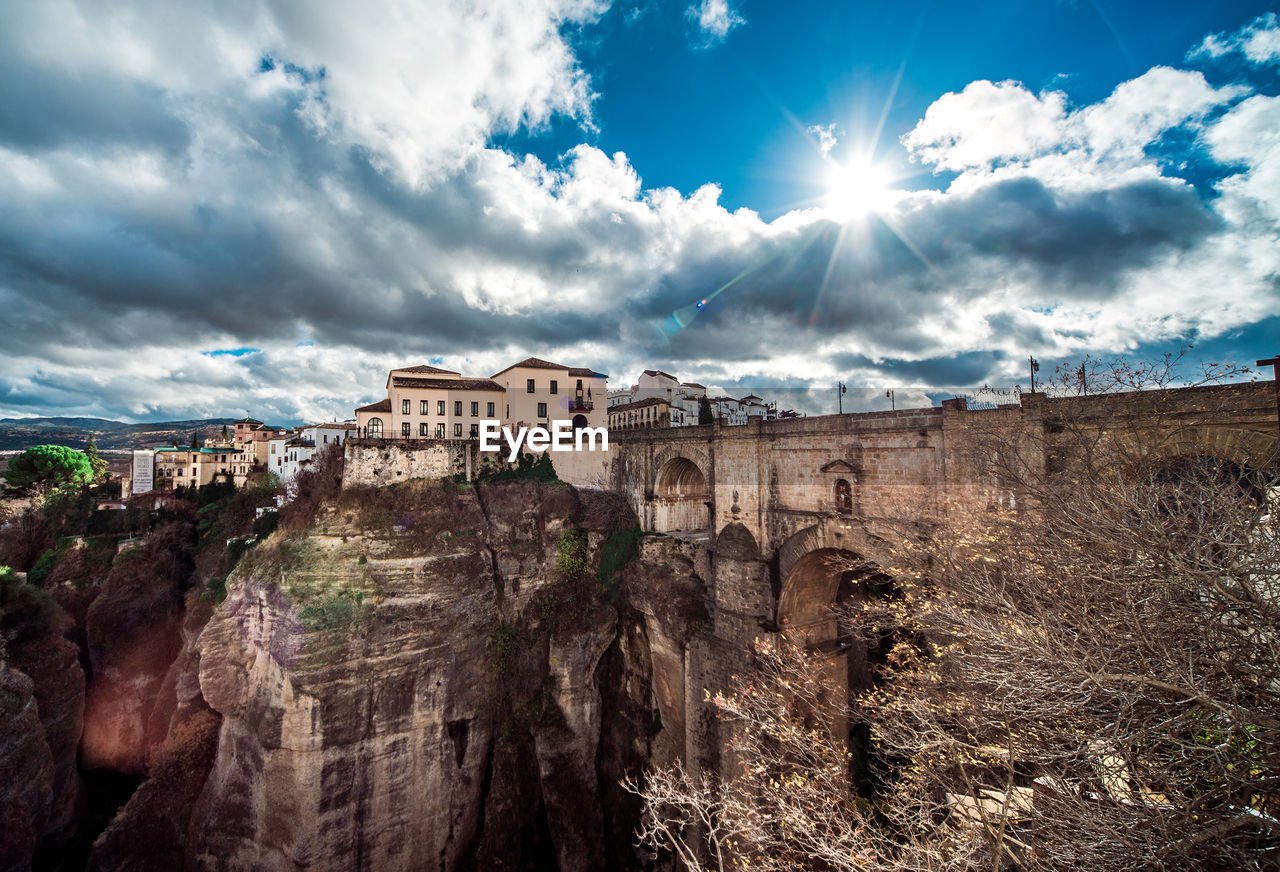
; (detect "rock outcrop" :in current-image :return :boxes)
[186,480,632,872]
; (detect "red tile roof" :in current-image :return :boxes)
[491,356,567,375]
[392,364,461,375]
[391,376,505,392]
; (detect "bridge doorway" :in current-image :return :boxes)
[653,457,709,533]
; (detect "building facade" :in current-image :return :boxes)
[354,358,608,440]
[153,444,248,489]
[607,397,673,430]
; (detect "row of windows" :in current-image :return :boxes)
[401,399,496,417]
[400,422,483,438]
[525,378,585,394]
[395,400,547,418]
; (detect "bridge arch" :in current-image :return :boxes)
[776,520,897,691]
[652,455,710,532]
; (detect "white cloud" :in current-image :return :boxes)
[686,0,745,48]
[902,80,1071,173]
[808,123,840,156]
[0,0,606,188]
[903,68,1247,187]
[1190,13,1280,66]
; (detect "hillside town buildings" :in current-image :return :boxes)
[132,417,358,495]
[353,357,608,440]
[607,369,778,429]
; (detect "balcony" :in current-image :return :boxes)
[569,398,594,412]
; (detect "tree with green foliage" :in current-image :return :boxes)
[3,445,95,496]
[221,423,229,441]
[698,396,713,426]
[190,430,199,449]
[83,432,108,483]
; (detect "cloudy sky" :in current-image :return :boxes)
[1,1,1277,423]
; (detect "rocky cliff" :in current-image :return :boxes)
[1,476,706,871]
[181,479,700,872]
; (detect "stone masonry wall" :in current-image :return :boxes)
[342,438,471,488]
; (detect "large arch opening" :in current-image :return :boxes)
[776,546,897,797]
[653,457,709,533]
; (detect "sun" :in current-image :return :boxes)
[825,159,895,219]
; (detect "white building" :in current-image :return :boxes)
[709,396,747,426]
[301,421,358,450]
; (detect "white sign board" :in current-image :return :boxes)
[131,450,154,496]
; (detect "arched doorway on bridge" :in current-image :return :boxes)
[776,546,897,795]
[653,456,709,533]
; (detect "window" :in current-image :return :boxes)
[834,479,853,516]
[550,380,558,394]
[437,400,446,415]
[469,424,479,438]
[506,404,510,418]
[576,379,583,390]
[527,379,535,393]
[368,418,383,437]
[401,422,411,437]
[453,423,462,437]
[537,402,547,418]
[323,435,328,443]
[419,423,428,436]
[435,423,445,438]
[421,400,429,415]
[487,402,495,416]
[471,402,479,416]
[454,401,462,416]
[402,399,411,414]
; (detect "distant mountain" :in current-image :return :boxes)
[0,417,246,451]
[0,416,132,430]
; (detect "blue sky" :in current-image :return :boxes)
[0,1,1277,423]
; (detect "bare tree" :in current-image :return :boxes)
[632,354,1280,870]
[625,637,882,872]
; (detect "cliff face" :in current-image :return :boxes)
[0,477,707,872]
[0,579,87,872]
[81,525,192,773]
[0,663,55,872]
[183,479,690,872]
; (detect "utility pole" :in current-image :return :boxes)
[1029,355,1039,393]
[1258,355,1280,440]
[886,389,895,411]
[838,382,846,414]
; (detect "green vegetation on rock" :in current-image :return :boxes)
[4,444,95,496]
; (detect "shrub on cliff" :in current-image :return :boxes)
[280,443,343,530]
[1,566,69,642]
[477,450,558,484]
[597,525,640,603]
[0,509,51,572]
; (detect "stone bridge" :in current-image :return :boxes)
[606,381,1279,770]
